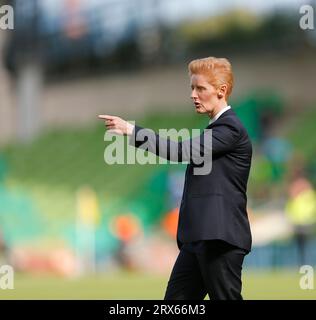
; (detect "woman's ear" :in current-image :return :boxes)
[218,84,227,99]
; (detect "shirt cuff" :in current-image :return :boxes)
[128,125,146,148]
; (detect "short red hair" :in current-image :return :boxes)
[188,57,234,99]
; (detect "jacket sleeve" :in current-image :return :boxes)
[128,122,241,163]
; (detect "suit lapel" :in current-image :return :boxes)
[205,108,234,129]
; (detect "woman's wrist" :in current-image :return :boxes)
[126,122,135,136]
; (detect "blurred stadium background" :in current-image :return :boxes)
[0,0,316,299]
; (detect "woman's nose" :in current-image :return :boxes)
[191,89,197,99]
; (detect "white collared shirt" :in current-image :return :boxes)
[209,105,231,125]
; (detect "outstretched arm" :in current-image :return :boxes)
[98,114,240,163]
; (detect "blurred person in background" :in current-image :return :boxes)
[285,167,316,266]
[99,57,253,300]
[0,229,8,265]
[111,214,142,270]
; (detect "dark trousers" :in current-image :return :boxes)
[164,240,247,300]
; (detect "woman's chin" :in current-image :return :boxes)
[195,107,205,114]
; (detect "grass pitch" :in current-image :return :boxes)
[0,269,315,300]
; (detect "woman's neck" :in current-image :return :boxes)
[208,101,228,119]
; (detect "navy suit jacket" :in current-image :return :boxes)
[129,108,252,253]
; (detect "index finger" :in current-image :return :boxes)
[98,115,116,120]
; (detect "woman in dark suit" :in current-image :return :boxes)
[99,57,252,300]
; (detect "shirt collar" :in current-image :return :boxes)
[209,105,231,124]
